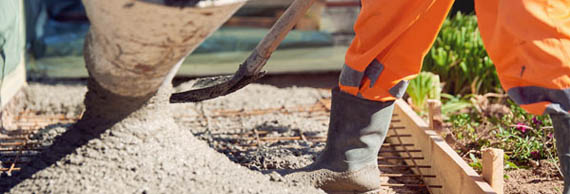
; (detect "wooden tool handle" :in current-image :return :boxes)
[242,0,318,75]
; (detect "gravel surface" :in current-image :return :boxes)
[17,83,87,117]
[173,83,332,170]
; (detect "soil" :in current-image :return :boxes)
[452,142,565,193]
[504,160,564,194]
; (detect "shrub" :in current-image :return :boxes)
[422,12,501,95]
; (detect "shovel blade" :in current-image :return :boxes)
[170,72,265,103]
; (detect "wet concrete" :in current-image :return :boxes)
[172,83,332,170]
[172,84,424,194]
[1,81,428,193]
[1,83,325,193]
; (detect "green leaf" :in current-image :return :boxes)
[421,12,500,95]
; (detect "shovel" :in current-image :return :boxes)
[170,0,318,103]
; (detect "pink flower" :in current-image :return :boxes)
[516,123,527,133]
[531,151,540,159]
[548,133,554,139]
[532,117,543,126]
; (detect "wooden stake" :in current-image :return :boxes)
[427,100,443,134]
[482,148,504,194]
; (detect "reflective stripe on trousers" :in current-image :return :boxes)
[338,0,454,102]
[339,60,411,100]
[508,86,570,115]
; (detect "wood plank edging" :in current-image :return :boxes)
[390,100,497,194]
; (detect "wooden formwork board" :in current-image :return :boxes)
[389,100,497,194]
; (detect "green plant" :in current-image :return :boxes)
[447,98,557,167]
[466,150,519,176]
[423,12,500,95]
[406,72,442,114]
[504,154,520,170]
[494,101,556,164]
[449,112,481,141]
[469,153,482,171]
[441,93,473,117]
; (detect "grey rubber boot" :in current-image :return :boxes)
[281,87,395,194]
[551,111,570,194]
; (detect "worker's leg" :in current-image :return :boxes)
[475,0,570,192]
[281,0,454,193]
[340,0,455,102]
[552,111,570,194]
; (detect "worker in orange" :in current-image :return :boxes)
[281,0,570,193]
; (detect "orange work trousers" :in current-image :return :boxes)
[340,0,570,115]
